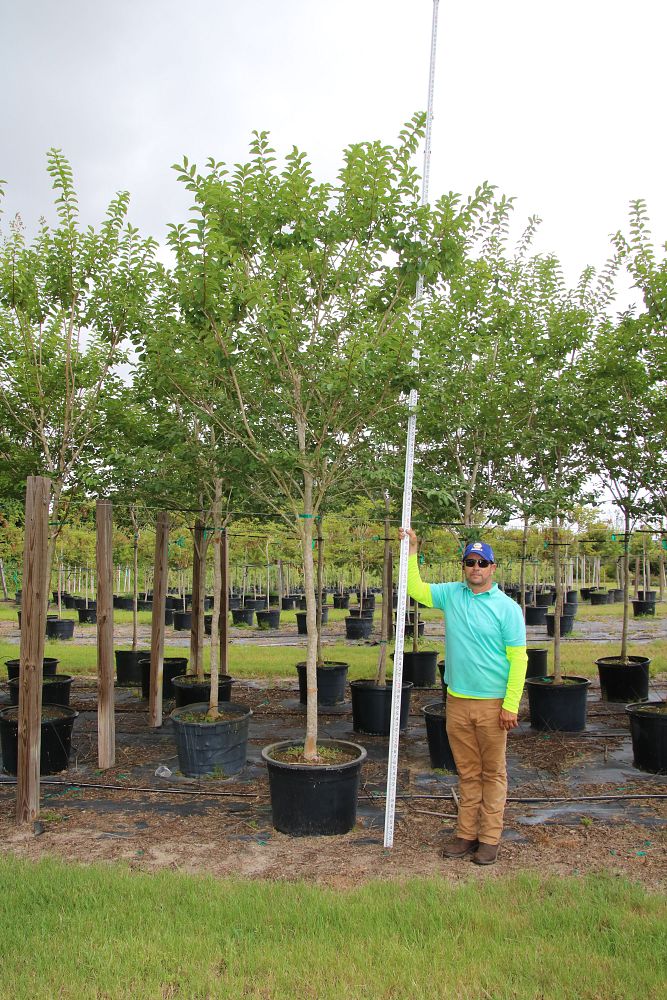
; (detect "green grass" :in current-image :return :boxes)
[0,858,664,999]
[2,637,666,683]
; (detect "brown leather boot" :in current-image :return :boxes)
[472,842,500,865]
[442,836,479,859]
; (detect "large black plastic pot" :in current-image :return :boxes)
[295,608,329,635]
[256,609,281,630]
[115,649,148,686]
[231,608,254,626]
[545,613,574,637]
[625,702,667,774]
[77,607,97,625]
[356,593,376,610]
[422,701,457,771]
[347,607,374,619]
[164,607,174,627]
[595,655,650,703]
[565,589,578,605]
[139,657,188,699]
[589,591,609,606]
[137,600,153,612]
[403,621,425,639]
[171,702,252,778]
[45,619,75,641]
[344,616,373,640]
[534,592,552,607]
[262,738,366,836]
[632,600,655,617]
[637,590,657,602]
[525,675,590,732]
[8,674,73,707]
[333,594,350,609]
[173,610,193,631]
[244,597,267,611]
[402,650,437,687]
[172,674,233,708]
[0,705,78,775]
[579,587,593,601]
[526,647,548,679]
[228,596,241,611]
[73,598,96,610]
[281,596,296,610]
[350,679,413,735]
[5,658,58,681]
[296,661,348,706]
[525,604,548,626]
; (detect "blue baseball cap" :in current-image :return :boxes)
[462,541,496,563]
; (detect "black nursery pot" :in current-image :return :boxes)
[139,657,189,699]
[333,594,350,609]
[77,607,97,625]
[232,608,254,626]
[256,609,281,630]
[632,599,656,618]
[526,647,548,679]
[344,615,373,640]
[545,613,574,636]
[5,658,59,681]
[422,701,457,771]
[45,619,75,641]
[595,655,650,703]
[262,739,367,836]
[281,596,296,610]
[625,702,667,774]
[8,674,73,707]
[524,604,548,626]
[401,650,438,687]
[589,591,609,606]
[350,679,413,735]
[525,675,590,732]
[114,649,149,686]
[172,673,233,707]
[173,610,193,631]
[296,661,348,706]
[0,705,78,775]
[171,702,252,778]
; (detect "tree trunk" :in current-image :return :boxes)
[208,480,223,719]
[620,509,631,662]
[316,517,324,667]
[519,514,528,616]
[300,506,319,761]
[130,506,139,653]
[552,517,562,684]
[375,499,392,687]
[190,520,206,680]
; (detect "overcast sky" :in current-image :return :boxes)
[3,0,665,299]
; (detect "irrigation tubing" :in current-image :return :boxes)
[0,778,664,805]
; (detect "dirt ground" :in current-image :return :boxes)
[1,679,666,890]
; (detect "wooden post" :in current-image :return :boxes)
[149,512,170,728]
[0,558,8,600]
[220,527,229,676]
[96,499,115,768]
[16,476,50,825]
[190,520,204,677]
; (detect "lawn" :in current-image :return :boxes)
[0,857,665,1000]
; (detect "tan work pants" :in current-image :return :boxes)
[445,695,507,845]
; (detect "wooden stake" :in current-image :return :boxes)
[220,527,229,677]
[96,499,115,768]
[191,520,205,679]
[149,512,169,728]
[16,476,50,825]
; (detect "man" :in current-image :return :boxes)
[398,529,527,865]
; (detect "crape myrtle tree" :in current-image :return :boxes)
[512,252,614,681]
[413,198,542,538]
[154,118,471,759]
[0,151,158,604]
[581,316,656,662]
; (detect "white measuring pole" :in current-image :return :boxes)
[384,0,440,849]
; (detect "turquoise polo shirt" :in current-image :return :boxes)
[428,580,526,700]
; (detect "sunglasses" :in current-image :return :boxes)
[463,558,492,568]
